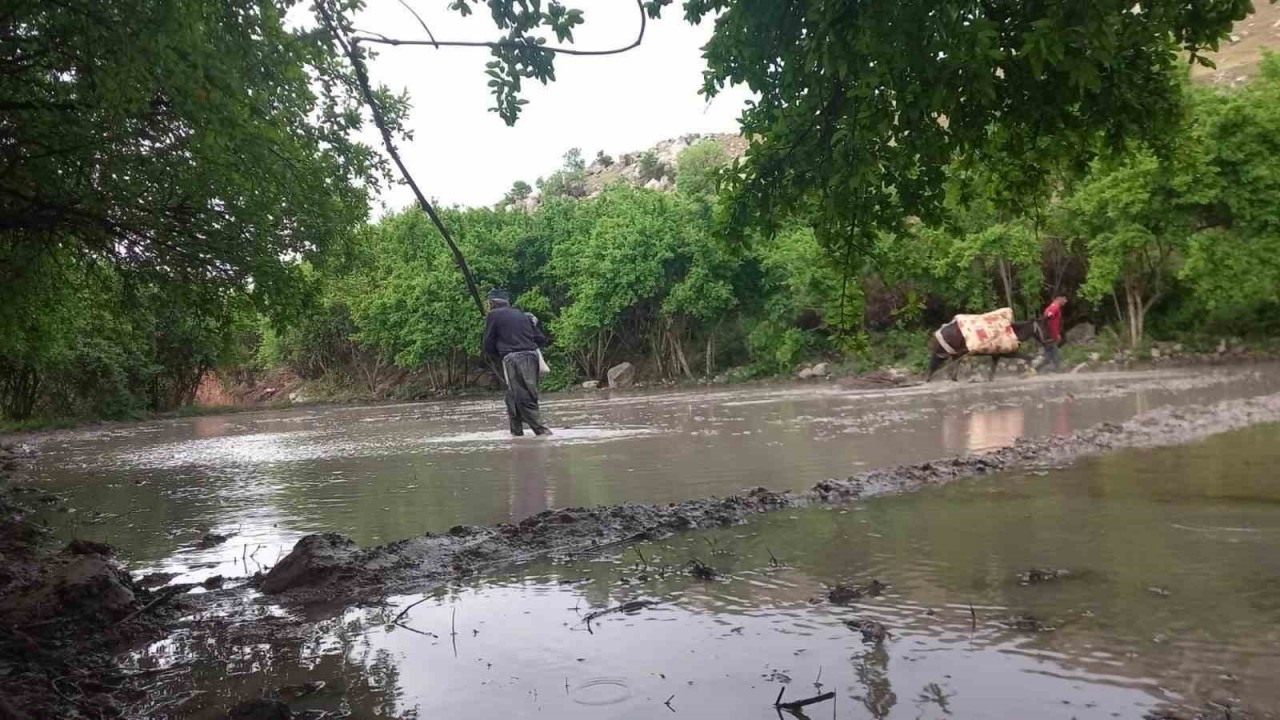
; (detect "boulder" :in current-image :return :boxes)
[811,362,830,377]
[796,367,816,380]
[1088,352,1102,362]
[581,380,600,390]
[1064,322,1096,345]
[607,362,636,388]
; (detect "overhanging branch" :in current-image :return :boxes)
[316,1,487,319]
[352,0,647,57]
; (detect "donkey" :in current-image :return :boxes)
[925,319,1050,382]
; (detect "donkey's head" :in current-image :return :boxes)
[1012,319,1049,348]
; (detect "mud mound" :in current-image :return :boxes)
[262,393,1280,604]
[1,449,185,719]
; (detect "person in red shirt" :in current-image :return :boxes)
[1040,296,1067,371]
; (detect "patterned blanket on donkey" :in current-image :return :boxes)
[954,307,1019,355]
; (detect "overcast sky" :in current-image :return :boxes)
[350,0,754,211]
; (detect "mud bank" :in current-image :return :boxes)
[0,444,189,720]
[261,391,1280,604]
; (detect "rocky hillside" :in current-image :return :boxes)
[507,132,748,210]
[1191,0,1280,85]
[582,133,749,194]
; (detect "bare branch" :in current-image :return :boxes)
[395,0,439,49]
[352,0,647,57]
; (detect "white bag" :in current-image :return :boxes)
[536,348,551,374]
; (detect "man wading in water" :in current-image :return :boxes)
[483,289,552,436]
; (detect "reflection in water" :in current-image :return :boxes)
[22,366,1280,585]
[135,424,1280,719]
[509,439,555,519]
[943,405,1027,453]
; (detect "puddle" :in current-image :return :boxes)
[132,423,1280,718]
[19,365,1280,586]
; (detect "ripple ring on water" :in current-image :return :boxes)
[572,677,632,706]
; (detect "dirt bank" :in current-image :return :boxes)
[0,444,190,720]
[259,391,1280,604]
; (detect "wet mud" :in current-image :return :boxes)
[0,445,191,720]
[258,391,1280,604]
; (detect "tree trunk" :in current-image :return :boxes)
[1124,281,1145,347]
[705,333,715,377]
[997,258,1015,310]
[650,329,665,378]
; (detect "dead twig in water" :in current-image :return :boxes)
[664,694,676,712]
[394,594,432,623]
[633,546,649,571]
[114,588,180,627]
[561,530,653,558]
[393,621,437,638]
[766,546,781,567]
[583,600,656,625]
[774,686,836,712]
[969,602,977,631]
[451,605,458,657]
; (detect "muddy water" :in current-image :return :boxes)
[21,366,1280,582]
[138,423,1280,719]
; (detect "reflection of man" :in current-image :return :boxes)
[482,289,552,436]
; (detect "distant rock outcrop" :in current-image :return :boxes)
[505,133,749,211]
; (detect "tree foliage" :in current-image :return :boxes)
[672,0,1252,260]
[1,0,377,307]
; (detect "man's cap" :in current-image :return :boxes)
[486,289,511,302]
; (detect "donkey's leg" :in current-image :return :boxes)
[948,354,964,382]
[988,355,1001,381]
[926,354,948,382]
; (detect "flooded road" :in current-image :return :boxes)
[137,422,1280,719]
[19,365,1280,583]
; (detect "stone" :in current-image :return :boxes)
[1088,352,1102,362]
[1064,322,1096,345]
[796,368,817,380]
[811,362,830,377]
[1217,339,1228,355]
[288,389,310,404]
[581,380,600,390]
[1150,348,1161,359]
[606,362,636,388]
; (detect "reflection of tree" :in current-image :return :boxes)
[853,643,896,719]
[915,681,954,716]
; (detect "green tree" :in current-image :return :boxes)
[538,148,590,200]
[674,0,1252,267]
[1066,141,1215,345]
[1179,54,1280,327]
[1,0,375,308]
[675,141,730,198]
[502,181,534,206]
